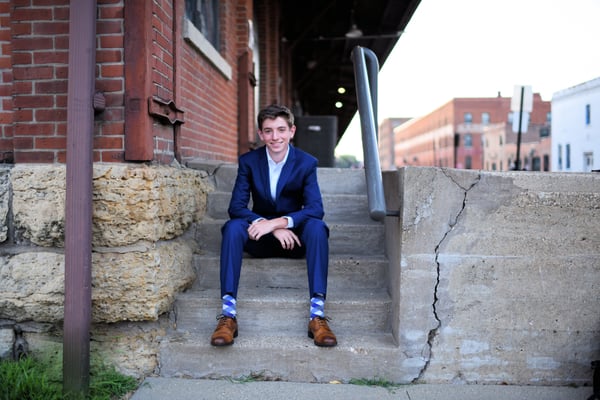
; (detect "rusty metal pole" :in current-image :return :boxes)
[63,0,96,396]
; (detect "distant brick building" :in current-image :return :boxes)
[392,94,551,170]
[378,117,410,170]
[482,122,551,171]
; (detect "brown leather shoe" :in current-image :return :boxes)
[210,315,238,346]
[308,317,337,347]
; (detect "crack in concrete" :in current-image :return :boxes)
[414,169,481,382]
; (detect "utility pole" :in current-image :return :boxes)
[511,85,533,170]
[515,86,524,170]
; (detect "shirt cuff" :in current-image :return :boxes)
[284,216,294,228]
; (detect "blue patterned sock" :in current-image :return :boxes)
[222,294,237,318]
[310,295,325,319]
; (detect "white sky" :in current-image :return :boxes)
[335,0,600,160]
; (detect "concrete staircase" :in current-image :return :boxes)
[158,164,403,383]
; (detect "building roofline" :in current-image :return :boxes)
[552,76,600,100]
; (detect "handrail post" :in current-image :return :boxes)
[351,46,388,221]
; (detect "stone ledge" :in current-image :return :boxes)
[8,163,210,247]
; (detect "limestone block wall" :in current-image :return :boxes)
[0,163,210,376]
[385,167,600,385]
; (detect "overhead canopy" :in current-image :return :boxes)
[281,0,421,143]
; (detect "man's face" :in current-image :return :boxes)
[258,116,295,157]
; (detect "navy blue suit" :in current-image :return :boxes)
[220,145,329,299]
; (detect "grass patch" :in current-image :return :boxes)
[349,377,403,392]
[0,351,138,400]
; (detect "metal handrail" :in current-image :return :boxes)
[351,46,397,221]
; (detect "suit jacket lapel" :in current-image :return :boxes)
[276,145,296,201]
[257,147,273,205]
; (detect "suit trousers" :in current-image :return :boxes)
[220,217,329,299]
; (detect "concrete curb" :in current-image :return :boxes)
[130,377,593,400]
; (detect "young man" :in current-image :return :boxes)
[210,104,337,347]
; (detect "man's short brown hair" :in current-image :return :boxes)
[257,104,295,130]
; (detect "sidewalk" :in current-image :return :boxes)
[130,377,594,400]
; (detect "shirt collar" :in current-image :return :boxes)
[266,145,290,166]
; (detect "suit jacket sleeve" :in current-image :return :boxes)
[227,152,263,223]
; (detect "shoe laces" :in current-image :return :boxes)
[216,314,235,324]
[313,316,332,326]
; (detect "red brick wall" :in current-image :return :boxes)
[10,0,69,163]
[0,1,13,163]
[256,0,288,109]
[176,0,248,162]
[1,0,260,164]
[96,0,125,163]
[4,0,126,163]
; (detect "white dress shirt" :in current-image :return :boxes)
[265,146,294,228]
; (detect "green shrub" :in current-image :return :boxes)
[0,351,138,400]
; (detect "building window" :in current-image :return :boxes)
[539,127,550,137]
[557,144,562,170]
[186,0,220,49]
[464,133,472,148]
[584,152,594,172]
[508,112,514,124]
[566,143,571,169]
[183,0,231,79]
[546,112,552,123]
[499,135,503,145]
[585,104,591,125]
[465,155,472,169]
[464,112,473,124]
[481,112,490,125]
[543,154,549,171]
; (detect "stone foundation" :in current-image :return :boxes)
[0,163,211,377]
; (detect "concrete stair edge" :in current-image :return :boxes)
[157,333,414,383]
[192,254,389,290]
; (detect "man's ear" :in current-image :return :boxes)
[290,125,296,138]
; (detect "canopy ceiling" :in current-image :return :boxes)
[281,0,421,142]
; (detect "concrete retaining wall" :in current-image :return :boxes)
[384,166,600,385]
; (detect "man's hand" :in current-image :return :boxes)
[248,218,278,240]
[272,228,301,250]
[247,218,301,250]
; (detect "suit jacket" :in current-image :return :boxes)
[228,145,325,227]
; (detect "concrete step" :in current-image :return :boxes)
[194,219,385,256]
[158,332,405,383]
[174,287,392,334]
[172,162,397,383]
[193,255,388,291]
[207,192,380,225]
